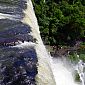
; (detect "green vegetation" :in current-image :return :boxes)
[68,52,79,62]
[75,72,80,82]
[32,0,85,46]
[68,49,85,62]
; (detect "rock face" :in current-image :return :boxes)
[0,0,56,85]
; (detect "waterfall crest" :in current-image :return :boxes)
[22,0,56,85]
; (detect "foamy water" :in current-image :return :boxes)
[12,41,35,48]
[22,0,56,85]
[0,0,82,84]
[76,59,85,85]
[50,57,80,85]
[0,13,21,20]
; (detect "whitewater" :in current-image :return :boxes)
[0,0,85,85]
[22,0,84,85]
[50,57,80,85]
[22,0,56,85]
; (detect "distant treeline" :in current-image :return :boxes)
[32,0,85,46]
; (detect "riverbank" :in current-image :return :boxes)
[46,44,85,58]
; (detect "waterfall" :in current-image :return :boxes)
[1,0,85,85]
[50,57,80,85]
[75,55,85,85]
[0,0,56,85]
[22,0,56,84]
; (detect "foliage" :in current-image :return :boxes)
[32,0,85,46]
[68,51,85,63]
[68,53,79,62]
[75,72,80,82]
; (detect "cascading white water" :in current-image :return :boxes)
[50,56,80,85]
[22,0,56,85]
[75,55,85,85]
[1,0,85,85]
[22,1,85,85]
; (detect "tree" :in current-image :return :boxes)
[32,0,85,46]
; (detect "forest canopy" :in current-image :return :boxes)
[32,0,85,46]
